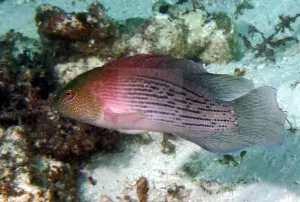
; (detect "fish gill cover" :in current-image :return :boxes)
[0,0,299,201]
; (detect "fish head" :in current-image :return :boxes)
[52,73,102,125]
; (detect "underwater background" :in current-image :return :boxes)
[0,0,300,201]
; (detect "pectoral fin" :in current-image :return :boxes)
[103,108,145,126]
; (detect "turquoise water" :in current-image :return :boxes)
[0,0,300,201]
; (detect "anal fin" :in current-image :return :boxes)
[196,132,250,154]
[103,108,145,127]
[118,129,147,134]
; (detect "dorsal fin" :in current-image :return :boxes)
[191,73,255,101]
[104,54,207,73]
[104,54,254,101]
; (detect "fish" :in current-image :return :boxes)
[52,54,286,154]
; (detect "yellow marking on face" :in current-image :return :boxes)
[53,85,102,125]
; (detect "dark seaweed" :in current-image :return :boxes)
[176,0,189,4]
[239,14,299,61]
[234,0,254,19]
[159,4,170,14]
[0,30,57,125]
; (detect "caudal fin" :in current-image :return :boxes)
[196,86,286,154]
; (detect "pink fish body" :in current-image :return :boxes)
[53,54,286,153]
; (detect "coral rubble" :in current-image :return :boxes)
[35,2,120,57]
[0,28,129,201]
[120,1,238,63]
[136,176,149,202]
[0,28,127,161]
[0,126,77,202]
[35,0,237,64]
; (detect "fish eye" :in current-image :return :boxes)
[64,89,75,100]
